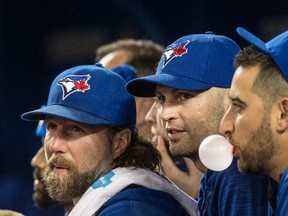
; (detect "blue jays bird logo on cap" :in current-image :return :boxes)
[57,74,91,100]
[162,40,189,68]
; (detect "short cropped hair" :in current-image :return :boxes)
[235,45,288,110]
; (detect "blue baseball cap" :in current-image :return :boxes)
[35,106,46,138]
[111,64,137,82]
[36,120,46,138]
[126,32,240,97]
[22,64,136,129]
[236,27,288,80]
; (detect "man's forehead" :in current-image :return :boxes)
[228,80,243,102]
[155,84,206,95]
[99,50,132,70]
[46,116,109,132]
[231,66,259,91]
[45,116,84,126]
[155,84,177,94]
[46,116,93,126]
[155,85,190,97]
[229,66,260,100]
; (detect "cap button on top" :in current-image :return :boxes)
[95,63,103,67]
[205,31,214,35]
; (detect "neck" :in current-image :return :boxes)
[269,141,288,182]
[72,196,81,206]
[64,201,74,213]
[189,156,207,173]
[269,164,287,183]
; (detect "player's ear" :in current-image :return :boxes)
[276,97,288,133]
[111,128,131,159]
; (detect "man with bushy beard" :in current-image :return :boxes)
[31,119,73,215]
[21,64,198,216]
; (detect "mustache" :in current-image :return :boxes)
[45,155,78,178]
[46,155,72,169]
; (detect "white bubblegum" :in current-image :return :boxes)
[199,135,233,171]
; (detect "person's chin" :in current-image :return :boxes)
[33,190,55,209]
[237,158,250,173]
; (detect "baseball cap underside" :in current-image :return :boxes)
[126,73,213,97]
[21,104,113,125]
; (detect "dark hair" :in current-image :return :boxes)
[106,126,161,171]
[95,39,164,77]
[235,45,288,109]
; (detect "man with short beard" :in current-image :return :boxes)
[126,32,270,215]
[220,27,288,216]
[144,99,203,200]
[21,64,198,215]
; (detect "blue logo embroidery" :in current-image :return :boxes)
[92,171,115,189]
[57,74,91,100]
[162,40,189,68]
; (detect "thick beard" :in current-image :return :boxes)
[237,113,276,174]
[44,155,112,202]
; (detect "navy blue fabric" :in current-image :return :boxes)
[267,177,278,216]
[276,167,288,216]
[198,157,270,216]
[96,187,189,216]
[176,161,188,172]
[111,65,137,82]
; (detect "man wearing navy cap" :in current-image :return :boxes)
[30,66,137,216]
[126,32,269,215]
[220,27,288,215]
[22,64,198,215]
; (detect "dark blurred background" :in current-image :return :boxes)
[0,0,287,212]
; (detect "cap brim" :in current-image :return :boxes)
[126,73,212,97]
[236,27,269,54]
[21,105,112,125]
